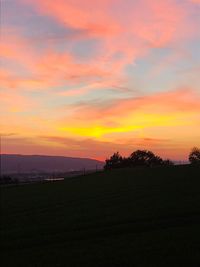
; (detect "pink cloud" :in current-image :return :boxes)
[21,0,120,36]
[2,0,198,96]
[132,0,186,47]
[0,29,38,68]
[191,0,200,3]
[65,88,200,122]
[14,0,197,100]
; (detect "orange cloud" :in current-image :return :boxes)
[0,88,36,113]
[55,88,200,154]
[1,133,197,161]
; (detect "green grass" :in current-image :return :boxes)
[1,165,200,266]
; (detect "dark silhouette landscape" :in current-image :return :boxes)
[1,148,200,266]
[1,162,200,266]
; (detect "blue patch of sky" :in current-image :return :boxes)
[185,39,200,64]
[71,38,102,61]
[22,83,125,112]
[2,0,85,51]
[125,44,200,94]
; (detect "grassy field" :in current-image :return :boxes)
[1,165,200,267]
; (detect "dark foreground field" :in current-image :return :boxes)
[1,165,200,267]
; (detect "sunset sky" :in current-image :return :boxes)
[1,0,200,161]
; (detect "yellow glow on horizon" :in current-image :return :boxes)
[59,113,183,139]
[60,125,143,138]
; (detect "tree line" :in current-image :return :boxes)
[104,147,200,170]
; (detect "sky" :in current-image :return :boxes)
[1,0,200,161]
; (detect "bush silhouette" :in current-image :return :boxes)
[104,152,123,170]
[189,147,200,165]
[104,149,172,170]
[129,150,163,167]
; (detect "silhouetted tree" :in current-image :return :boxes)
[129,150,163,167]
[104,150,175,170]
[189,147,200,165]
[104,152,123,170]
[120,157,132,168]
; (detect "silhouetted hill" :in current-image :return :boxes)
[0,154,104,174]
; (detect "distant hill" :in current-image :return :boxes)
[0,154,104,174]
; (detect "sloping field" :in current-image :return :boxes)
[1,165,200,266]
